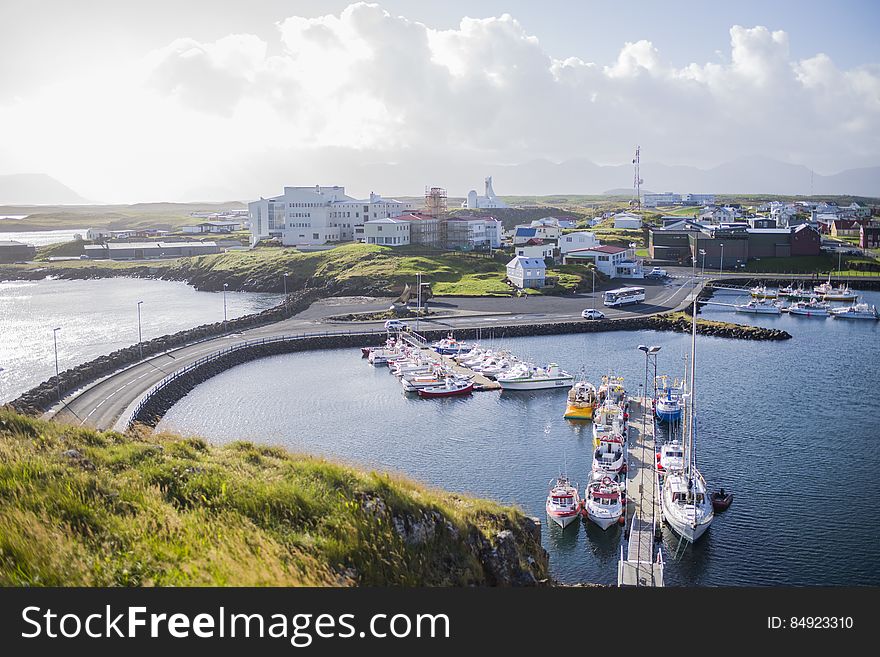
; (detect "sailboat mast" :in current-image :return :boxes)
[688,298,697,481]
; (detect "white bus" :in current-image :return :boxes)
[603,286,646,307]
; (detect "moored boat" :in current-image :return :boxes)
[545,475,581,529]
[497,362,575,390]
[711,488,733,512]
[814,278,858,302]
[563,380,598,420]
[787,300,831,317]
[430,334,475,355]
[654,375,684,423]
[583,473,624,530]
[735,300,781,314]
[830,303,879,320]
[750,285,777,299]
[418,377,474,398]
[592,433,625,475]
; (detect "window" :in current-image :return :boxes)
[313,233,319,240]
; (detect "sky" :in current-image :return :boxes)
[0,0,878,202]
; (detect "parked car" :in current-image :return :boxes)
[645,267,668,279]
[581,309,605,320]
[384,319,408,331]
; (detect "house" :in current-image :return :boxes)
[446,216,502,250]
[563,245,643,278]
[394,212,445,248]
[830,219,860,238]
[613,212,642,230]
[559,231,599,255]
[515,239,558,261]
[0,240,36,263]
[506,256,546,289]
[513,227,538,246]
[85,228,112,241]
[181,220,242,234]
[860,223,880,249]
[363,217,411,246]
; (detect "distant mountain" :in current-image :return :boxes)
[603,188,655,196]
[0,174,91,205]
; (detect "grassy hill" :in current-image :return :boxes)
[0,409,548,586]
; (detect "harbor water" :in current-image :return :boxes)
[0,278,283,402]
[0,228,89,246]
[159,290,880,586]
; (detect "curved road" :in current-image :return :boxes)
[49,277,700,431]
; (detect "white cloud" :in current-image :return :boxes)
[0,2,877,201]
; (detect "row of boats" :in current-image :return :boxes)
[742,280,878,319]
[548,300,730,544]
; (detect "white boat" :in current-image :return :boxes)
[814,279,858,302]
[401,370,461,392]
[583,473,624,530]
[749,285,777,299]
[592,399,626,446]
[597,375,626,407]
[661,298,714,544]
[787,300,831,317]
[656,439,684,474]
[592,434,625,475]
[830,303,879,320]
[497,363,575,390]
[431,334,475,355]
[778,284,818,301]
[368,349,393,365]
[417,377,474,398]
[546,475,581,529]
[735,300,781,315]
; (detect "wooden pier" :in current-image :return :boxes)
[618,397,665,587]
[398,330,500,390]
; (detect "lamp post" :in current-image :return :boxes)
[223,283,228,323]
[638,344,661,404]
[719,243,725,276]
[699,249,706,276]
[137,301,144,360]
[52,327,61,401]
[591,267,596,312]
[417,272,422,332]
[283,272,289,296]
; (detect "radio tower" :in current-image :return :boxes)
[632,145,643,210]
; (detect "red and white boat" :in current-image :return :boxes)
[592,433,626,475]
[545,475,581,529]
[417,377,474,398]
[583,473,624,530]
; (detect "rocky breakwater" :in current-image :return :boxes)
[8,282,340,416]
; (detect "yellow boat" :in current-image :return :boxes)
[564,381,597,420]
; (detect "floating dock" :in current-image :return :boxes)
[398,330,500,390]
[618,397,665,587]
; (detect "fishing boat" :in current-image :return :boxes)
[735,300,782,315]
[830,303,879,320]
[749,285,777,299]
[654,376,684,423]
[592,399,626,446]
[778,284,818,301]
[597,375,626,406]
[418,377,474,398]
[401,371,457,392]
[583,473,624,530]
[545,475,581,529]
[563,380,598,420]
[787,300,831,317]
[814,278,858,302]
[661,298,714,544]
[592,433,625,475]
[368,349,393,366]
[497,363,575,390]
[656,439,684,474]
[430,334,474,355]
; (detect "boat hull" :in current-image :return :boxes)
[664,513,712,543]
[499,376,575,390]
[546,510,579,529]
[584,507,622,530]
[563,403,594,420]
[788,308,829,317]
[655,405,682,422]
[417,383,474,398]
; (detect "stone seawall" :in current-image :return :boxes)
[132,314,789,428]
[9,284,334,416]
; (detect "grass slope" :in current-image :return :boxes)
[0,410,546,587]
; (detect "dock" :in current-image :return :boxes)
[398,330,501,390]
[618,397,665,587]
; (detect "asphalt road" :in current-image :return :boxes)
[49,277,698,431]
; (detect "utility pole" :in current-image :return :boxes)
[417,272,422,332]
[52,327,61,401]
[223,283,228,323]
[719,243,725,277]
[699,249,706,276]
[283,272,289,296]
[137,301,144,360]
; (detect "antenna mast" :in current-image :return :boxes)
[632,145,643,211]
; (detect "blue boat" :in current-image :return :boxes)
[655,376,683,423]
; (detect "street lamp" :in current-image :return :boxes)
[637,344,661,405]
[719,243,725,276]
[416,272,422,332]
[137,301,144,360]
[591,267,596,312]
[699,249,706,276]
[223,283,229,323]
[52,327,61,401]
[283,272,289,296]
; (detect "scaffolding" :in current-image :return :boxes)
[424,186,448,216]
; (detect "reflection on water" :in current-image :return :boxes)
[158,290,880,586]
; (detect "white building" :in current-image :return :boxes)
[446,216,503,250]
[559,231,598,255]
[562,245,643,279]
[248,186,416,246]
[506,256,546,289]
[682,193,715,206]
[613,212,642,230]
[643,192,681,208]
[461,176,509,209]
[182,220,242,234]
[86,228,112,241]
[515,241,557,261]
[363,217,411,247]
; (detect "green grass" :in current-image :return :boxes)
[0,409,546,586]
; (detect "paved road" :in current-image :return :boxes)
[50,278,698,432]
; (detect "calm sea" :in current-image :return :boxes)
[159,289,880,586]
[0,278,282,402]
